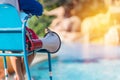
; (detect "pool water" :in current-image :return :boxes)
[30,58,120,80]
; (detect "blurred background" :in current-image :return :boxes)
[29,0,120,45]
[28,0,120,59]
[1,0,120,80]
[29,0,120,80]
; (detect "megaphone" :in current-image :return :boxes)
[41,31,61,53]
[26,27,61,53]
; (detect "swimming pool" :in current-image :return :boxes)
[30,58,120,80]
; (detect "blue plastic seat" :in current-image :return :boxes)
[0,4,23,51]
[0,4,52,80]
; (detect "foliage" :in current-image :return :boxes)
[28,15,54,37]
[28,0,59,37]
[39,0,61,11]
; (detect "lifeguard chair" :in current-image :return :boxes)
[0,1,61,80]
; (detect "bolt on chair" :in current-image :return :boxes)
[0,4,61,80]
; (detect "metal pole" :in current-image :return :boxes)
[3,51,8,80]
[23,52,31,80]
[47,52,52,80]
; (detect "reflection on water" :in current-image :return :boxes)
[31,58,120,80]
[30,43,120,80]
[57,43,120,61]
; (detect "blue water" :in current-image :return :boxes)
[30,58,120,80]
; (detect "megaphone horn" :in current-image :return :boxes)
[41,31,61,53]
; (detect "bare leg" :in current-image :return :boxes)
[10,53,35,80]
[0,69,5,79]
[10,57,25,80]
[21,53,35,75]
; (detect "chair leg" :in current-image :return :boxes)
[47,52,52,80]
[2,51,8,80]
[23,55,31,80]
[3,56,8,80]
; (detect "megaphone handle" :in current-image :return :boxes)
[46,28,50,32]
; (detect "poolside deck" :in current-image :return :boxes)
[8,53,57,80]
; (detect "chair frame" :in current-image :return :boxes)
[0,4,52,80]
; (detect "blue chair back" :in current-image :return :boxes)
[0,4,24,51]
